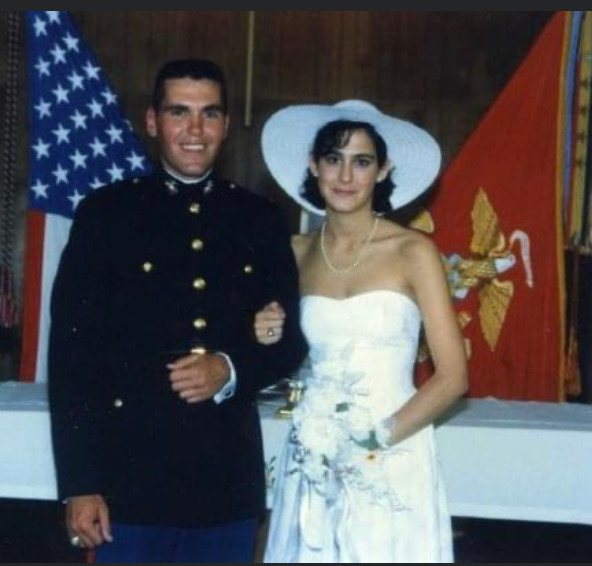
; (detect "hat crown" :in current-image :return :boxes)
[334,99,380,114]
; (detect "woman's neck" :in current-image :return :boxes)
[324,209,377,244]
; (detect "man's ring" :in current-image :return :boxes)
[267,329,276,338]
[70,535,84,548]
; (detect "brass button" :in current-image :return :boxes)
[142,262,154,273]
[194,318,207,330]
[189,203,201,215]
[191,346,207,356]
[193,278,207,291]
[191,239,204,251]
[244,264,253,274]
[113,398,124,409]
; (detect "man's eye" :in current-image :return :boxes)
[204,109,223,119]
[324,154,340,165]
[355,158,372,167]
[167,107,186,117]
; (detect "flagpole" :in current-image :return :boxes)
[244,11,256,128]
[0,11,22,334]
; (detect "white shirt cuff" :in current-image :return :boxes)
[213,352,237,404]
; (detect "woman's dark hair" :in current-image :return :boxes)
[301,120,395,213]
[152,59,228,113]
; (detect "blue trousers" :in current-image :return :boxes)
[93,518,258,563]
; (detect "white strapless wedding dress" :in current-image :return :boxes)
[264,291,453,563]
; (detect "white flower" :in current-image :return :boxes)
[346,404,374,443]
[300,452,327,485]
[297,414,347,461]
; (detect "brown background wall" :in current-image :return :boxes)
[0,11,554,376]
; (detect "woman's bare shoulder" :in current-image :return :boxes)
[291,232,317,261]
[380,222,439,258]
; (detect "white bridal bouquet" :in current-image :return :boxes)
[288,352,406,510]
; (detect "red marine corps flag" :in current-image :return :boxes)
[427,12,576,401]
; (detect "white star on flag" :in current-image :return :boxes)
[51,44,67,65]
[87,99,104,118]
[31,180,49,199]
[83,61,101,80]
[90,177,105,190]
[35,57,51,78]
[52,163,69,184]
[126,151,146,171]
[106,124,123,144]
[68,190,85,209]
[70,110,88,129]
[69,150,88,169]
[107,163,125,182]
[33,139,52,159]
[53,84,70,104]
[63,32,80,52]
[67,71,85,90]
[52,123,71,144]
[34,17,48,37]
[35,99,52,119]
[89,137,107,157]
[101,88,117,105]
[45,12,61,24]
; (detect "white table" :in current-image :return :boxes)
[2,381,592,525]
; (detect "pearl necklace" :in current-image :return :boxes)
[320,217,379,276]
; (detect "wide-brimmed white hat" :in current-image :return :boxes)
[261,99,441,215]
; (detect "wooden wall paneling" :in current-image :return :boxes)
[0,11,560,377]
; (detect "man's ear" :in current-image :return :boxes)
[223,114,230,141]
[146,107,158,139]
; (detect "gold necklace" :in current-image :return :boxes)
[320,217,379,276]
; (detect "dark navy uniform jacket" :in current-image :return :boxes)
[48,168,308,527]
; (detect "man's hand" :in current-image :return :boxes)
[168,352,231,404]
[254,301,286,346]
[66,494,112,549]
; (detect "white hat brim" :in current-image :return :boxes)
[261,100,441,215]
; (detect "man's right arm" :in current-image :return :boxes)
[66,495,113,549]
[48,193,111,505]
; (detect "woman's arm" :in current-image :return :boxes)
[385,235,468,446]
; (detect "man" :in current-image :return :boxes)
[48,59,308,563]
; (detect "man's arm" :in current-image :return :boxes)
[48,193,113,543]
[221,207,308,399]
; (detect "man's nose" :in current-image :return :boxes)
[187,113,204,134]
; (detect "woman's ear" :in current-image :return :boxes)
[308,156,319,178]
[377,159,392,183]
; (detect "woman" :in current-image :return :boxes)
[256,100,468,563]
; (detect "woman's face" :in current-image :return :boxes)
[310,129,390,215]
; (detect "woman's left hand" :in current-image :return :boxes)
[254,301,286,346]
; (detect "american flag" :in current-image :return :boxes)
[21,11,152,382]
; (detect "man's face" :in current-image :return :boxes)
[146,77,229,178]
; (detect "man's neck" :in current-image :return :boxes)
[162,162,213,185]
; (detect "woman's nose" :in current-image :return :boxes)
[339,162,353,183]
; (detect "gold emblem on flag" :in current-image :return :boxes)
[443,188,534,352]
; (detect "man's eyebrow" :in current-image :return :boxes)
[202,104,225,113]
[162,103,189,112]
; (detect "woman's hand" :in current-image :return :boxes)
[254,301,286,346]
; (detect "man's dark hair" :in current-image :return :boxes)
[301,120,395,213]
[152,58,228,113]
